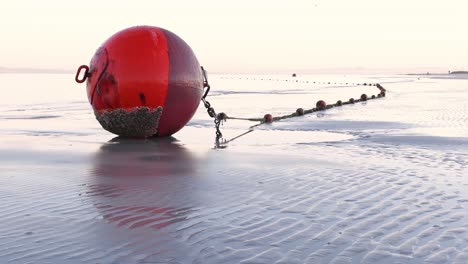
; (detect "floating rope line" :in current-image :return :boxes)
[214,84,386,147]
[202,68,387,147]
[221,83,386,123]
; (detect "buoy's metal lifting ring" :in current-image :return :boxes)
[75,65,90,83]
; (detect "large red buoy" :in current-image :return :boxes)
[75,26,204,137]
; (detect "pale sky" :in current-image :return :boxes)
[1,0,467,73]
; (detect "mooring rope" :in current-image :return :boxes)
[220,83,386,123]
[213,83,386,147]
[200,67,387,147]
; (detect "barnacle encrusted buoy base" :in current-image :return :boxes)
[75,26,204,138]
[95,107,163,138]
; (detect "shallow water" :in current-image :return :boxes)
[0,72,467,263]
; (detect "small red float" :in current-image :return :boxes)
[264,114,273,123]
[75,26,204,138]
[316,100,326,110]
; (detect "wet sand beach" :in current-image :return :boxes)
[0,73,467,263]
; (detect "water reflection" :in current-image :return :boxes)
[91,136,196,177]
[89,137,200,232]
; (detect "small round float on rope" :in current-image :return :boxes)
[74,25,203,138]
[371,95,376,99]
[263,114,273,123]
[296,108,304,116]
[316,100,326,110]
[336,100,343,106]
[349,98,355,104]
[217,112,228,121]
[360,94,368,101]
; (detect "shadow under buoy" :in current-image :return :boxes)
[90,136,197,177]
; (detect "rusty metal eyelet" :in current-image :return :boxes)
[75,65,90,83]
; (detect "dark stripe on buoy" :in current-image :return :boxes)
[157,28,204,136]
[88,47,117,110]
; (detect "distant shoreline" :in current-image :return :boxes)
[405,71,468,76]
[404,71,468,80]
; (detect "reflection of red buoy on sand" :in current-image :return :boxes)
[75,26,204,138]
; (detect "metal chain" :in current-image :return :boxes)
[201,66,224,141]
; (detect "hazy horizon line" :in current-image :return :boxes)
[0,65,460,75]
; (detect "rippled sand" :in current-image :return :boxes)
[0,73,467,263]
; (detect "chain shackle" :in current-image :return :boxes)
[201,66,211,99]
[200,66,223,142]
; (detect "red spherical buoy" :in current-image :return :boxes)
[75,26,203,138]
[316,100,326,110]
[264,114,273,123]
